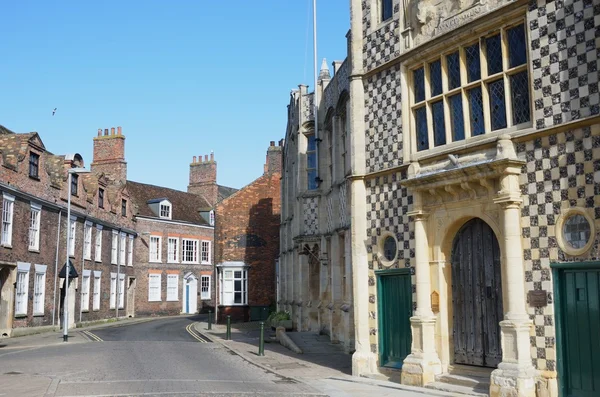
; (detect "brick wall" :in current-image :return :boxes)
[133,218,215,317]
[215,163,281,317]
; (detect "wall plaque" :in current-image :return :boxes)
[528,290,548,307]
[431,290,440,312]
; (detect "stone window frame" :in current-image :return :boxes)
[200,275,211,300]
[404,17,533,160]
[33,264,47,316]
[555,208,596,257]
[377,231,398,267]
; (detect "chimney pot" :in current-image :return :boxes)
[104,128,109,136]
[193,156,197,163]
[117,126,122,135]
[270,141,275,146]
[97,128,102,137]
[210,153,214,161]
[204,155,208,162]
[111,127,115,135]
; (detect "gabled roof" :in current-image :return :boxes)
[126,180,212,226]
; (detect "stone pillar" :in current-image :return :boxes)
[402,198,442,386]
[491,174,536,397]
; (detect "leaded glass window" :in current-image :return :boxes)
[410,22,530,152]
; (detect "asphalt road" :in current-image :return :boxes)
[2,316,326,397]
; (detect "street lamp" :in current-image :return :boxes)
[64,167,90,342]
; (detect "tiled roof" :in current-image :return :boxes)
[126,180,212,226]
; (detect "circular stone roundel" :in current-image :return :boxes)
[556,209,595,256]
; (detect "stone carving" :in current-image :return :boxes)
[410,0,507,46]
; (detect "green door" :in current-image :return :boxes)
[377,269,412,369]
[555,266,600,397]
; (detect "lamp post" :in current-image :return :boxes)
[64,167,90,342]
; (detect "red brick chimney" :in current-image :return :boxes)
[90,126,127,183]
[264,140,283,175]
[188,153,218,206]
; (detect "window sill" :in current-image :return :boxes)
[410,123,534,163]
[33,312,45,317]
[29,175,40,181]
[2,244,12,249]
[201,297,211,301]
[166,299,179,302]
[149,261,162,264]
[182,262,199,265]
[93,309,100,312]
[84,257,92,261]
[81,310,89,313]
[148,300,162,303]
[28,248,40,253]
[167,261,180,264]
[14,314,27,318]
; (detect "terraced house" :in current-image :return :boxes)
[281,0,600,396]
[0,125,137,337]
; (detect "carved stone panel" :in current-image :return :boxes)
[408,0,508,47]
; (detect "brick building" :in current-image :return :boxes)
[214,141,282,323]
[0,126,136,337]
[89,131,237,318]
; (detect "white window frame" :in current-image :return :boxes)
[219,266,248,306]
[167,274,179,301]
[168,237,179,263]
[201,241,211,264]
[95,225,103,262]
[159,201,172,219]
[93,271,101,311]
[118,273,125,309]
[149,236,162,263]
[29,203,41,251]
[84,221,92,260]
[148,273,161,302]
[1,193,15,247]
[201,275,211,300]
[81,270,91,312]
[68,216,77,257]
[127,235,134,266]
[182,238,199,264]
[15,262,30,316]
[119,232,126,265]
[33,264,47,315]
[111,230,118,264]
[110,272,117,309]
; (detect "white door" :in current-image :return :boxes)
[183,274,198,314]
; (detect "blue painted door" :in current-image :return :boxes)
[186,285,190,313]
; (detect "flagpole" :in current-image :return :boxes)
[313,0,319,182]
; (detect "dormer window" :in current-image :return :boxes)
[160,202,171,219]
[71,174,78,196]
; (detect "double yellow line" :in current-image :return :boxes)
[81,330,103,342]
[186,322,210,343]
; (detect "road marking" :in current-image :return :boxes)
[81,330,103,342]
[185,323,210,343]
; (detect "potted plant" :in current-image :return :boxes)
[267,310,292,330]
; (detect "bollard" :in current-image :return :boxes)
[208,310,212,330]
[258,321,265,356]
[226,315,231,340]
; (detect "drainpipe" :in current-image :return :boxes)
[116,228,122,319]
[52,210,62,327]
[213,210,218,322]
[79,217,87,323]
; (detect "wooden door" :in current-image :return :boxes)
[377,269,412,368]
[451,218,503,367]
[558,269,600,397]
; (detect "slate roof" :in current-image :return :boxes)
[218,184,238,202]
[126,180,212,226]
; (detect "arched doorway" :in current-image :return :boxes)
[451,218,503,367]
[183,273,197,314]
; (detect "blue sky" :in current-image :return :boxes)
[0,1,349,190]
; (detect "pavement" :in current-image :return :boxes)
[193,320,482,397]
